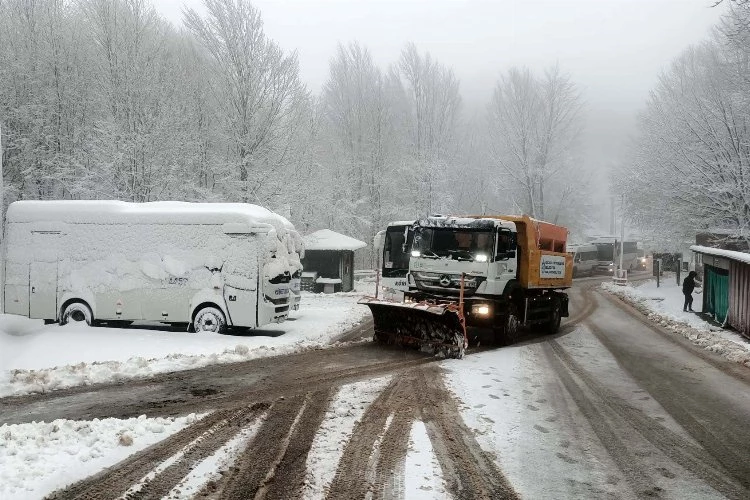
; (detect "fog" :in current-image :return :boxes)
[154,0,725,232]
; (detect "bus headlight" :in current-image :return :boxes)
[471,304,491,316]
[475,254,488,263]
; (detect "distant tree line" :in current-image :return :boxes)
[0,0,593,265]
[617,3,750,246]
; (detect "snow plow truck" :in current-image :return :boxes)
[360,215,573,358]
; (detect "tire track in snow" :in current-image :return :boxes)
[46,405,267,500]
[546,337,750,499]
[327,366,518,500]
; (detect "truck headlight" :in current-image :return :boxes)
[411,250,421,257]
[475,254,488,263]
[471,304,491,316]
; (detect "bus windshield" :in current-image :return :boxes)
[383,226,412,277]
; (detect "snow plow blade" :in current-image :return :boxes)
[359,298,467,359]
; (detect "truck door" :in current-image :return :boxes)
[30,261,58,320]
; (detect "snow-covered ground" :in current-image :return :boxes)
[602,278,750,366]
[0,285,373,398]
[0,413,200,500]
[303,375,392,499]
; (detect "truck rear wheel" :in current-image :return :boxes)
[193,306,226,334]
[546,298,562,334]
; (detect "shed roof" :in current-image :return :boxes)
[303,229,367,251]
[690,245,750,265]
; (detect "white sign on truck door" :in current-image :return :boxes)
[540,255,566,278]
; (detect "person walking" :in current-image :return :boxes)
[682,270,699,312]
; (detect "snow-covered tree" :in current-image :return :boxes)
[184,0,307,205]
[617,8,750,245]
[486,65,591,232]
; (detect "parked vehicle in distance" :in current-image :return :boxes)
[589,236,640,273]
[567,244,598,277]
[2,201,302,333]
[373,221,415,301]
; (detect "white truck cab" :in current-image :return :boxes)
[409,217,518,299]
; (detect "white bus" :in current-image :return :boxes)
[567,244,598,277]
[589,236,640,273]
[2,201,301,333]
[374,221,414,301]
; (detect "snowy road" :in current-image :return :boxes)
[3,279,750,499]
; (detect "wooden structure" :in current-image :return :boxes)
[301,229,366,293]
[691,245,750,338]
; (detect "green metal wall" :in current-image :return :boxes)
[705,265,729,324]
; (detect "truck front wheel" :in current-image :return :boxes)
[497,305,521,346]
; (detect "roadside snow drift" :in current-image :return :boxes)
[602,279,750,366]
[0,413,198,500]
[0,288,372,398]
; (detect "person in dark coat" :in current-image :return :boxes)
[682,270,699,312]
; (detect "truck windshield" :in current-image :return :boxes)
[383,226,413,277]
[414,228,494,260]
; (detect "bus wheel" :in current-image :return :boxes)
[193,307,226,334]
[60,302,93,327]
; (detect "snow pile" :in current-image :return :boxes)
[303,376,392,499]
[0,413,199,499]
[0,288,372,397]
[602,280,750,367]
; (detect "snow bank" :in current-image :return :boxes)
[0,413,199,499]
[0,287,372,398]
[602,280,750,367]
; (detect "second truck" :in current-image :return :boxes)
[361,214,573,358]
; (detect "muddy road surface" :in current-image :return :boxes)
[4,277,750,499]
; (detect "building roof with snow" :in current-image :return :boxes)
[303,229,367,251]
[690,245,750,265]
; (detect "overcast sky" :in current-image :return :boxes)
[153,0,726,230]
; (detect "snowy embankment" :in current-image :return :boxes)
[602,279,750,367]
[0,413,200,500]
[0,285,373,398]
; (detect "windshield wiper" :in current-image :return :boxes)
[420,249,440,259]
[448,249,474,261]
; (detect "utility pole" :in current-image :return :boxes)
[0,121,3,226]
[619,194,625,273]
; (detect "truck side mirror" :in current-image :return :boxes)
[495,250,515,261]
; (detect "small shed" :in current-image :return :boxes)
[301,229,367,293]
[691,245,750,338]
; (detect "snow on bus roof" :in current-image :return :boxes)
[690,245,750,265]
[6,200,292,231]
[303,229,367,251]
